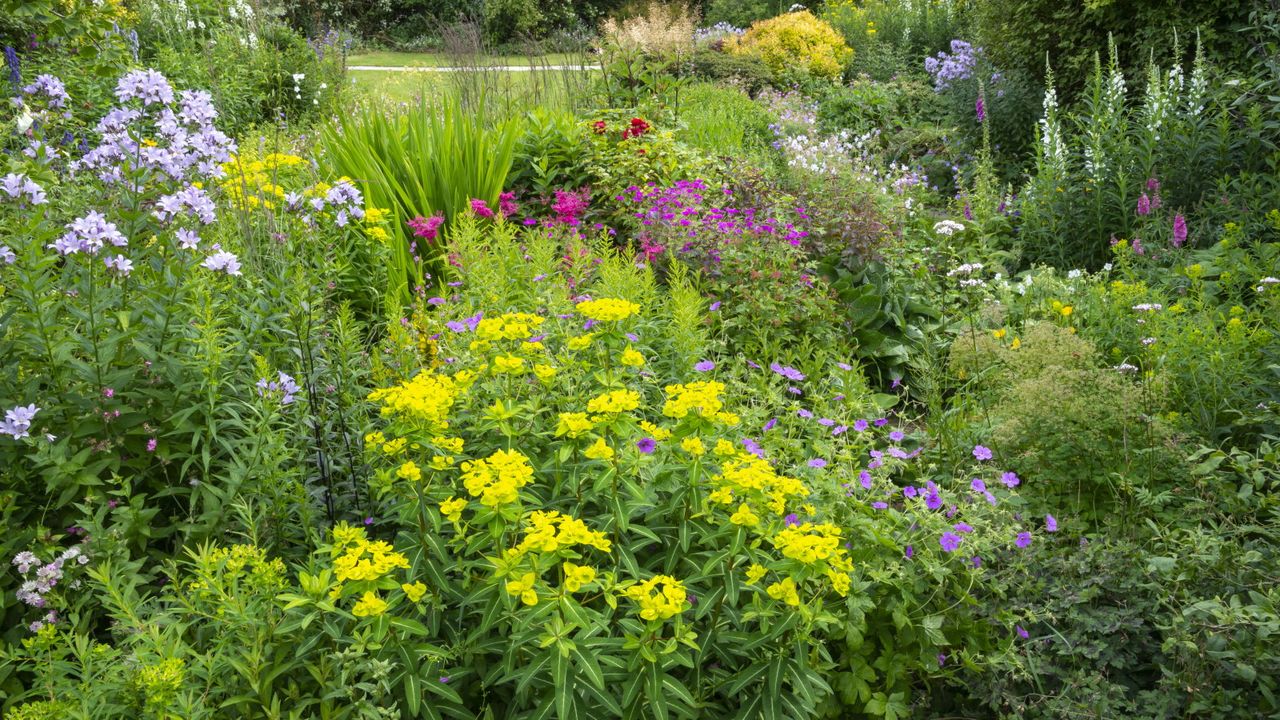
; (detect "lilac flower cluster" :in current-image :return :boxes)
[49,211,128,256]
[0,173,47,206]
[257,371,301,405]
[14,545,88,616]
[924,40,983,92]
[73,70,235,186]
[1,404,39,439]
[203,249,243,276]
[21,73,69,110]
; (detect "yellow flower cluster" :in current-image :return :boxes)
[492,354,525,373]
[460,449,535,506]
[440,496,467,522]
[515,510,614,554]
[624,575,688,621]
[556,412,595,438]
[218,153,308,211]
[368,371,461,431]
[576,298,641,322]
[476,312,545,341]
[729,503,760,527]
[506,572,539,606]
[771,523,853,596]
[199,544,287,592]
[584,438,615,460]
[620,346,646,367]
[587,389,641,415]
[562,562,596,593]
[331,524,411,584]
[662,381,737,425]
[352,591,389,617]
[766,577,800,606]
[709,453,808,514]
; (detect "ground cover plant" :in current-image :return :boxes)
[1,1,1278,719]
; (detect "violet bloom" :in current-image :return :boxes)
[858,470,873,489]
[905,545,914,559]
[0,404,39,440]
[939,532,962,552]
[636,437,656,454]
[763,417,777,431]
[1016,625,1029,639]
[975,96,986,122]
[783,513,800,527]
[874,418,889,427]
[853,419,869,432]
[797,409,814,419]
[1015,531,1032,548]
[694,360,715,372]
[769,362,806,381]
[1000,471,1020,488]
[970,478,986,493]
[202,250,242,276]
[807,458,827,468]
[1045,514,1058,532]
[889,430,905,442]
[1136,193,1151,216]
[872,502,888,510]
[972,445,993,461]
[709,301,721,311]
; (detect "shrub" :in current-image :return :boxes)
[726,11,853,83]
[687,46,776,96]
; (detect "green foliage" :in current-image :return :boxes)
[674,82,777,166]
[318,96,521,306]
[687,46,776,97]
[702,0,782,29]
[508,108,593,201]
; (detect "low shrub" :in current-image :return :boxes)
[726,11,853,84]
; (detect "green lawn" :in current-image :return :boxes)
[349,67,597,108]
[348,51,585,68]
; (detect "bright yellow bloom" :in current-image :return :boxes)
[745,564,767,585]
[382,437,407,455]
[681,437,705,456]
[992,328,1007,339]
[1011,337,1021,350]
[567,334,595,350]
[505,572,538,606]
[440,497,467,522]
[766,577,800,606]
[402,581,427,603]
[396,461,422,482]
[1060,305,1074,317]
[352,591,389,617]
[433,436,464,453]
[624,575,687,621]
[708,486,734,504]
[620,346,646,367]
[476,312,545,341]
[562,562,597,593]
[772,523,844,565]
[639,421,671,441]
[556,412,595,438]
[584,438,615,460]
[826,569,851,596]
[662,381,726,420]
[729,503,760,527]
[430,455,455,471]
[587,389,641,414]
[364,431,385,449]
[714,439,737,456]
[533,364,557,381]
[514,510,613,555]
[492,354,525,374]
[460,449,535,507]
[576,298,640,322]
[368,372,460,431]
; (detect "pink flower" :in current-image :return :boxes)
[1171,214,1187,248]
[146,438,157,452]
[469,199,494,219]
[407,214,445,242]
[498,191,518,218]
[1135,193,1151,216]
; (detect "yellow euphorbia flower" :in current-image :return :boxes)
[766,577,800,606]
[584,438,615,460]
[396,461,422,482]
[745,564,767,585]
[620,346,646,367]
[402,581,427,603]
[562,562,596,593]
[729,503,760,527]
[440,497,467,522]
[577,298,640,322]
[352,591,389,617]
[506,572,538,606]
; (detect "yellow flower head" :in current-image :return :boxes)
[352,591,389,617]
[584,437,615,460]
[556,412,595,438]
[577,298,640,322]
[396,461,422,482]
[745,563,768,585]
[992,328,1007,339]
[505,572,538,606]
[681,437,706,456]
[766,577,800,606]
[533,364,557,381]
[368,371,460,432]
[492,354,526,374]
[460,449,535,507]
[587,389,641,414]
[729,503,760,527]
[401,581,427,603]
[662,381,726,420]
[562,562,597,593]
[440,497,467,522]
[620,346,646,367]
[623,575,687,621]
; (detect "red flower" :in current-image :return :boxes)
[592,120,608,134]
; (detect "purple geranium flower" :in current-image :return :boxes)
[769,362,805,381]
[636,437,656,454]
[694,360,715,372]
[807,458,827,468]
[1000,471,1020,488]
[1015,531,1032,548]
[853,419,869,432]
[939,532,962,552]
[973,445,993,461]
[1045,514,1058,532]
